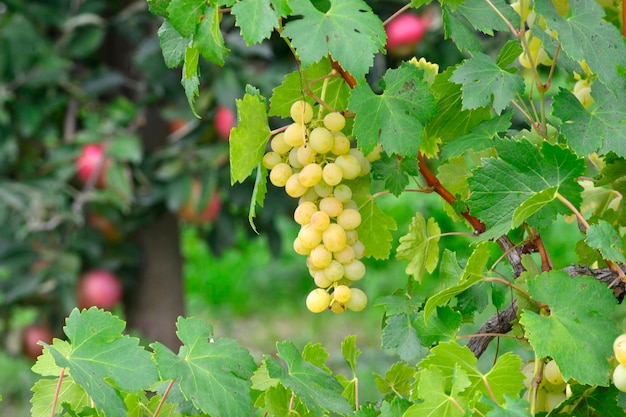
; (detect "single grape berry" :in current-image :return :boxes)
[306,288,331,313]
[290,100,314,124]
[544,360,564,385]
[614,334,626,365]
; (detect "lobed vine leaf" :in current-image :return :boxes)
[265,341,354,416]
[371,154,419,197]
[450,53,524,114]
[230,91,271,184]
[341,335,360,375]
[166,0,205,37]
[44,308,158,417]
[30,376,90,417]
[519,272,620,386]
[195,5,228,66]
[374,361,416,397]
[454,0,519,36]
[405,367,470,417]
[467,139,584,240]
[396,212,441,282]
[441,6,483,54]
[281,0,386,81]
[348,63,436,157]
[381,312,428,364]
[151,317,257,417]
[481,395,531,417]
[585,220,626,264]
[232,0,279,45]
[157,20,188,69]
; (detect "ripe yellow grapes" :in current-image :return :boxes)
[264,100,372,314]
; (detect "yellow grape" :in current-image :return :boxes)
[337,208,362,230]
[294,201,317,225]
[322,163,343,186]
[323,112,346,131]
[288,147,304,169]
[352,240,365,259]
[335,154,361,179]
[271,132,292,155]
[333,245,355,264]
[521,361,535,389]
[306,288,331,313]
[331,132,351,155]
[309,245,333,269]
[329,300,346,314]
[262,151,282,169]
[552,0,570,16]
[349,149,371,176]
[293,237,311,256]
[333,284,352,303]
[284,123,306,147]
[309,127,334,154]
[314,181,333,198]
[269,163,292,187]
[290,100,314,124]
[544,360,565,385]
[319,196,343,218]
[345,230,358,245]
[365,144,383,162]
[614,364,626,392]
[345,287,367,311]
[313,270,333,288]
[343,259,366,281]
[322,223,347,252]
[297,144,317,166]
[298,224,323,249]
[614,334,626,365]
[324,260,345,281]
[299,163,323,187]
[285,173,308,198]
[309,211,331,231]
[333,184,352,203]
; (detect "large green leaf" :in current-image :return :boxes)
[232,0,279,45]
[281,0,385,80]
[45,308,158,417]
[348,63,436,157]
[151,317,256,417]
[405,367,470,417]
[519,272,620,386]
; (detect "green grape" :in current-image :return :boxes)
[345,287,367,311]
[290,100,314,124]
[298,224,323,249]
[344,259,365,281]
[322,163,343,186]
[614,334,626,365]
[323,112,346,131]
[284,123,306,147]
[299,187,319,204]
[349,149,370,176]
[262,151,282,169]
[313,270,333,288]
[289,147,304,169]
[331,132,351,155]
[285,173,308,198]
[324,260,345,281]
[337,208,361,230]
[333,284,351,303]
[310,210,330,231]
[293,237,311,256]
[322,223,347,252]
[333,245,355,264]
[310,245,333,269]
[271,132,292,155]
[543,380,566,393]
[545,391,566,411]
[329,300,346,314]
[297,144,317,166]
[333,184,352,203]
[335,154,361,179]
[306,288,331,313]
[269,163,292,187]
[314,181,333,198]
[343,200,358,210]
[299,163,323,187]
[309,127,334,154]
[544,360,565,385]
[614,364,626,392]
[345,230,358,245]
[319,196,343,218]
[294,201,317,225]
[352,240,365,259]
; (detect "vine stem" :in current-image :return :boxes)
[484,0,518,35]
[382,3,412,27]
[51,368,66,417]
[152,379,176,417]
[482,276,539,306]
[457,332,520,340]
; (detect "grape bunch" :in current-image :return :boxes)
[612,334,626,391]
[521,359,570,413]
[263,100,377,314]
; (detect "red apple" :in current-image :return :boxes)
[76,143,109,187]
[214,106,236,141]
[177,180,222,224]
[385,13,429,57]
[86,212,122,242]
[77,269,123,310]
[23,324,54,360]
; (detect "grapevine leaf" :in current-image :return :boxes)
[182,46,200,117]
[302,342,331,372]
[195,5,227,66]
[371,154,419,197]
[374,361,416,397]
[281,0,385,80]
[157,20,188,68]
[511,186,557,229]
[45,308,158,417]
[349,63,436,157]
[379,397,413,417]
[269,58,350,118]
[147,0,170,18]
[250,361,279,391]
[467,140,584,240]
[349,176,397,259]
[519,272,620,386]
[585,220,626,263]
[481,395,531,417]
[230,91,271,184]
[450,53,524,114]
[425,67,492,147]
[396,213,441,283]
[232,0,278,45]
[341,335,360,375]
[262,384,309,417]
[381,313,428,363]
[535,0,626,91]
[418,342,525,403]
[249,164,268,233]
[167,0,204,37]
[440,111,511,159]
[414,306,463,346]
[375,294,424,316]
[265,341,353,415]
[552,85,626,158]
[30,376,90,417]
[151,317,256,417]
[566,385,626,416]
[271,0,292,17]
[32,339,72,377]
[405,367,470,417]
[423,241,490,321]
[496,40,524,68]
[454,0,519,36]
[441,6,483,54]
